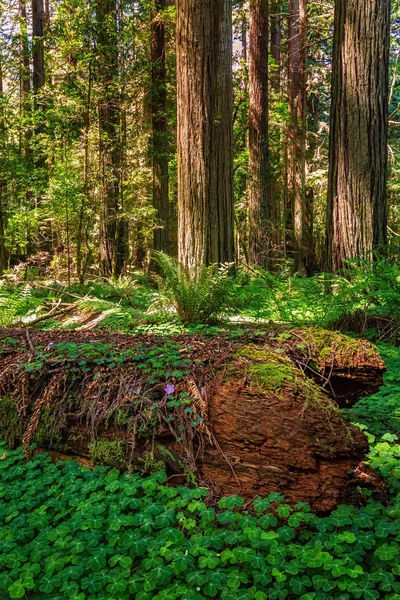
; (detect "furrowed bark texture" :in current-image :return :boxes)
[152,0,169,253]
[326,0,390,272]
[287,0,307,272]
[177,0,234,268]
[96,0,124,277]
[248,0,270,267]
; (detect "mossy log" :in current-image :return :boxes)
[0,328,385,510]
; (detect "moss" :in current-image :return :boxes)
[137,451,166,476]
[88,439,128,467]
[33,406,65,450]
[290,327,380,369]
[0,396,23,448]
[232,344,340,417]
[235,345,302,393]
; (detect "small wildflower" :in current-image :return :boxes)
[164,384,175,395]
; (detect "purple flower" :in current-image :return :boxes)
[164,384,175,395]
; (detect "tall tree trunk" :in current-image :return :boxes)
[177,0,234,268]
[96,0,123,277]
[270,0,281,90]
[326,0,390,272]
[286,0,307,272]
[248,0,270,266]
[0,53,7,272]
[19,0,31,157]
[32,0,45,91]
[32,0,51,251]
[151,0,169,254]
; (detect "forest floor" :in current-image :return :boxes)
[0,271,400,598]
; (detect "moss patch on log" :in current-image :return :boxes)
[232,344,339,417]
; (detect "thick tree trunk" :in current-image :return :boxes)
[151,0,169,254]
[96,0,124,277]
[286,0,307,272]
[248,0,270,266]
[326,0,390,272]
[177,0,234,268]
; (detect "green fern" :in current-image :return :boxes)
[0,285,43,327]
[153,252,240,324]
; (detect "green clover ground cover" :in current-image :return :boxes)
[0,346,400,600]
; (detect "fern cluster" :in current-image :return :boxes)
[153,252,242,324]
[0,285,44,327]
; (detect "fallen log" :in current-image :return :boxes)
[0,328,385,510]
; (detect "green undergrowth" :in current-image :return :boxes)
[0,345,399,599]
[0,442,399,600]
[344,345,400,496]
[3,257,400,335]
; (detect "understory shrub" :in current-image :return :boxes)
[153,252,242,324]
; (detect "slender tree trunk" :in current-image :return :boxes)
[326,0,390,272]
[0,54,7,272]
[177,0,234,268]
[96,0,124,277]
[77,64,92,285]
[19,0,31,157]
[151,0,169,254]
[248,0,270,266]
[270,0,281,90]
[287,0,307,272]
[32,0,45,91]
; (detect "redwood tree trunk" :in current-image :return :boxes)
[177,0,234,268]
[151,0,169,254]
[248,0,270,266]
[286,0,307,272]
[326,0,390,272]
[32,0,45,92]
[96,0,124,277]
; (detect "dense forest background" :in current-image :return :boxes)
[0,0,399,280]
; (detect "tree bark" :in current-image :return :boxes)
[177,0,234,268]
[286,0,307,272]
[32,0,45,92]
[248,0,270,266]
[96,0,124,277]
[151,0,169,254]
[270,0,281,90]
[326,0,390,272]
[0,53,7,272]
[19,0,31,157]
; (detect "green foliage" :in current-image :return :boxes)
[88,440,128,467]
[0,285,44,327]
[234,258,400,339]
[0,397,22,447]
[153,252,242,324]
[344,345,400,495]
[0,440,399,600]
[137,451,166,476]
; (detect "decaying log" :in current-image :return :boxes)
[0,328,385,510]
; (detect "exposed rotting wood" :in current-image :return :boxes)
[0,328,385,510]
